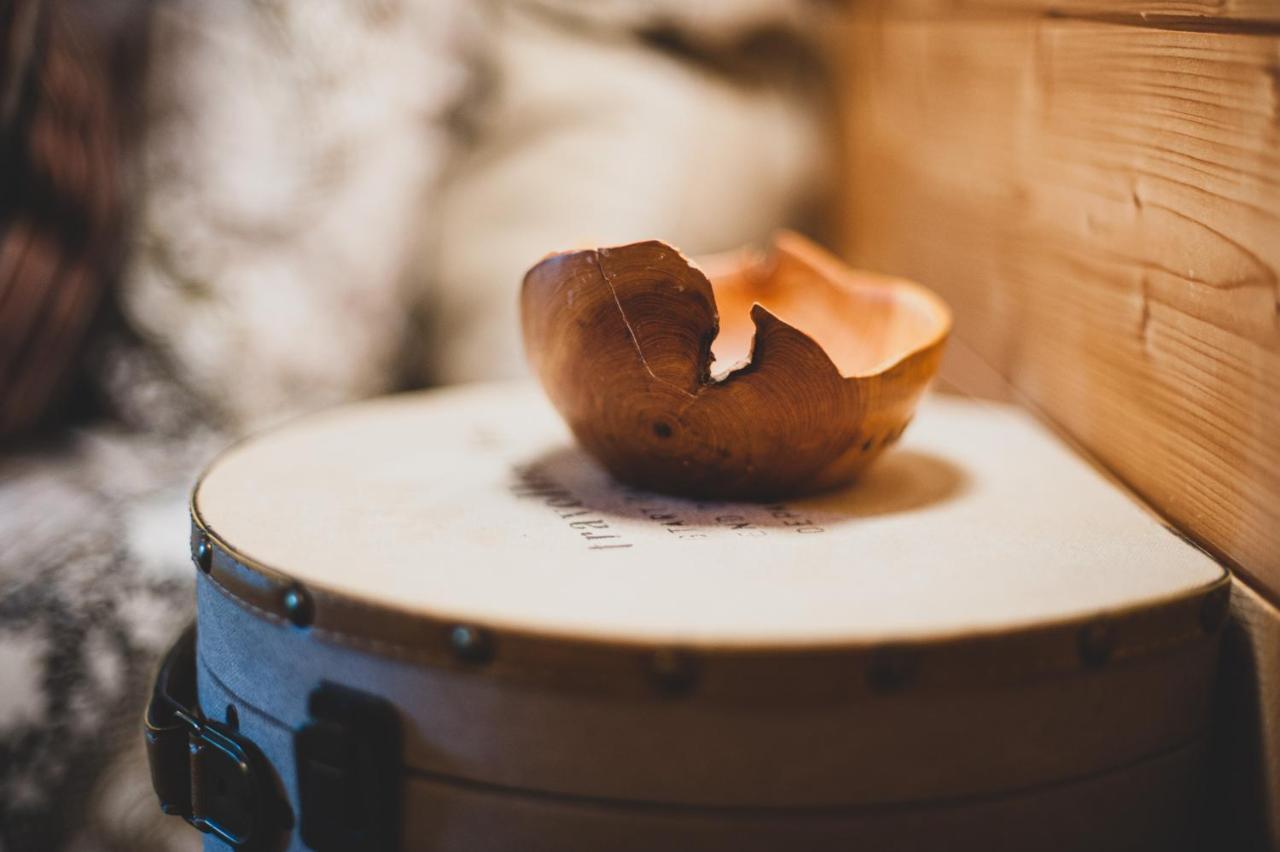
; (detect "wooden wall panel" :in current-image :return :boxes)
[877,0,1280,24]
[834,11,1280,846]
[838,15,1280,595]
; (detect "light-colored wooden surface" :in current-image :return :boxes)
[193,380,1226,844]
[836,13,1280,598]
[873,0,1280,24]
[195,381,1222,645]
[833,8,1280,846]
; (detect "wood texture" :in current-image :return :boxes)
[871,0,1280,25]
[834,9,1280,846]
[836,14,1280,596]
[520,231,949,499]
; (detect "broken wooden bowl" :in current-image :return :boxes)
[520,230,951,499]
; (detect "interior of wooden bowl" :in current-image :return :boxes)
[703,233,950,380]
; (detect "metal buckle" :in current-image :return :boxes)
[144,625,289,849]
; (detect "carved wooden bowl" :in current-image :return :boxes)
[521,230,951,499]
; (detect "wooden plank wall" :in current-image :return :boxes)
[875,0,1280,24]
[833,4,1279,847]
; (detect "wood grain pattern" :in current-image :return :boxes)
[520,231,949,499]
[836,15,1280,596]
[834,10,1280,845]
[870,0,1280,26]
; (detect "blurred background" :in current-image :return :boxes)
[1,0,837,849]
[6,0,1280,848]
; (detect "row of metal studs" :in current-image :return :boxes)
[193,533,1231,698]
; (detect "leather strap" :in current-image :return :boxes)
[144,624,291,849]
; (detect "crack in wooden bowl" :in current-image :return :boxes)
[521,230,951,499]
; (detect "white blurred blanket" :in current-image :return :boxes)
[125,0,828,429]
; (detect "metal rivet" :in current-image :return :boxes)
[448,624,492,664]
[282,584,314,628]
[1078,621,1113,667]
[649,648,699,697]
[867,646,917,692]
[194,536,212,574]
[1199,586,1230,634]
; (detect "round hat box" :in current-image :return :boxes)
[183,381,1225,851]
